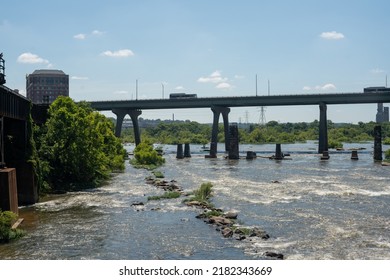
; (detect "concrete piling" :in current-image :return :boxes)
[374,125,382,161]
[246,151,257,159]
[176,144,184,159]
[351,150,359,160]
[321,150,330,160]
[184,143,191,158]
[273,143,284,160]
[228,123,239,159]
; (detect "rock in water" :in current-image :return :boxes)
[265,251,284,260]
[222,228,233,238]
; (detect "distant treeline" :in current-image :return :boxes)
[120,120,390,148]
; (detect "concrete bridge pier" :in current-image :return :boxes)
[112,109,142,146]
[208,106,230,158]
[374,125,382,161]
[318,103,329,154]
[129,110,142,146]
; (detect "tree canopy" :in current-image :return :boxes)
[36,97,126,191]
[121,120,390,146]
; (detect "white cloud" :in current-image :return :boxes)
[234,75,245,79]
[370,68,385,74]
[321,83,336,90]
[92,30,104,36]
[17,52,50,64]
[304,84,336,91]
[198,70,233,90]
[114,90,128,95]
[71,76,89,80]
[175,86,185,90]
[73,33,86,40]
[216,82,232,89]
[101,49,135,57]
[74,30,105,40]
[320,31,345,40]
[198,70,228,84]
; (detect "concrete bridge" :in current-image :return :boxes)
[89,91,390,156]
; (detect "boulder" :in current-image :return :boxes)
[224,211,238,219]
[222,227,233,238]
[250,227,270,239]
[265,251,284,260]
[131,201,144,206]
[208,216,233,226]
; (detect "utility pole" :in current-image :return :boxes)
[136,79,138,100]
[162,83,165,99]
[268,79,270,96]
[256,74,258,96]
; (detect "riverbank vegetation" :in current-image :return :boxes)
[121,120,390,147]
[385,149,390,162]
[184,182,214,208]
[130,140,165,169]
[34,97,126,193]
[0,210,24,243]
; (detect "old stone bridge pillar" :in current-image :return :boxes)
[112,109,142,146]
[208,106,230,158]
[318,102,329,154]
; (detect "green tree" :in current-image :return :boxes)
[131,140,165,168]
[38,97,126,191]
[0,210,23,242]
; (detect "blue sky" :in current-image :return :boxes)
[1,0,389,123]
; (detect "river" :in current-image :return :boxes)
[1,142,390,260]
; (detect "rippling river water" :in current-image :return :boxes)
[1,142,390,260]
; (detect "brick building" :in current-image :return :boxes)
[26,69,69,104]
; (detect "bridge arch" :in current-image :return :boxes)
[112,109,142,146]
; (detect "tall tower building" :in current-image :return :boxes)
[364,87,390,123]
[26,69,69,104]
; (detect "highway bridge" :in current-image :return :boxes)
[89,91,390,156]
[89,92,390,110]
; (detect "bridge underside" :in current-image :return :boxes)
[111,103,330,156]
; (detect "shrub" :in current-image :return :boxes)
[152,170,165,178]
[131,141,165,168]
[147,191,181,201]
[193,182,213,202]
[385,149,390,162]
[0,210,21,243]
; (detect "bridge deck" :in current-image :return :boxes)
[89,92,390,111]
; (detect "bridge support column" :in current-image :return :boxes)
[222,108,230,152]
[318,103,328,154]
[374,125,382,161]
[112,109,142,146]
[228,123,239,159]
[129,110,142,146]
[208,106,230,158]
[112,109,127,138]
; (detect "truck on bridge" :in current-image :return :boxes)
[169,93,197,99]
